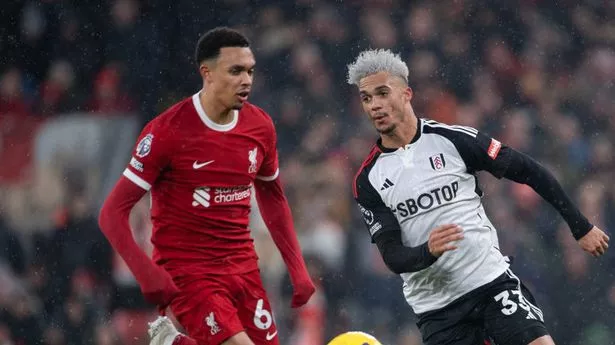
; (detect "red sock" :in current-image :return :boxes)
[172,335,198,345]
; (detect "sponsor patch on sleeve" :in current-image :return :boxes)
[369,222,383,236]
[130,157,144,172]
[357,203,374,225]
[487,139,502,160]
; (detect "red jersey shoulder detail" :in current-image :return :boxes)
[239,102,275,130]
[238,102,276,151]
[241,102,272,119]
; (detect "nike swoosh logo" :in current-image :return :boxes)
[266,331,277,341]
[193,160,214,169]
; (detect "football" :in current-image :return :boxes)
[327,331,383,345]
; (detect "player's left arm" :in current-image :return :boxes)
[452,129,609,256]
[253,117,315,308]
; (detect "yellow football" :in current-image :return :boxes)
[327,331,383,345]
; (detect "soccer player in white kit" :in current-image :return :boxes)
[349,49,609,345]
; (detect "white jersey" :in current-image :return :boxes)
[353,119,510,314]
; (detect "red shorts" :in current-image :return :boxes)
[169,269,279,345]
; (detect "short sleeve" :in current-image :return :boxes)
[354,169,401,242]
[123,121,172,190]
[256,118,279,181]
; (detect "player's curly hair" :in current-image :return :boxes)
[346,49,409,86]
[195,27,250,65]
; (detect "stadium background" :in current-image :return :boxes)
[1,0,614,344]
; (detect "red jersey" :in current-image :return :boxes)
[122,93,279,276]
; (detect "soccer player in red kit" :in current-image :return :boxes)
[98,27,315,345]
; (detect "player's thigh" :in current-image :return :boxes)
[417,299,488,345]
[419,317,487,345]
[484,269,549,345]
[235,270,279,345]
[221,331,255,345]
[169,277,245,345]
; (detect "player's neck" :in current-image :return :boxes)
[380,114,418,149]
[199,91,235,125]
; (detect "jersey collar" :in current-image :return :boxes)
[192,92,239,132]
[377,117,423,153]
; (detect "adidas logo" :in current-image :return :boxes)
[380,178,394,191]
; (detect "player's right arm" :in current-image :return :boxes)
[98,122,179,307]
[354,168,462,274]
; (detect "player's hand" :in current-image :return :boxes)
[139,265,180,308]
[428,224,464,257]
[578,226,609,257]
[290,277,316,308]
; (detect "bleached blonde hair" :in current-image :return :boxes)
[346,49,409,86]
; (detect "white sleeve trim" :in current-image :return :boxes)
[123,168,152,191]
[256,168,279,181]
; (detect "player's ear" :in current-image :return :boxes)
[404,87,413,102]
[199,63,211,81]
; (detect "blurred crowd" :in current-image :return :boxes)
[1,0,615,344]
